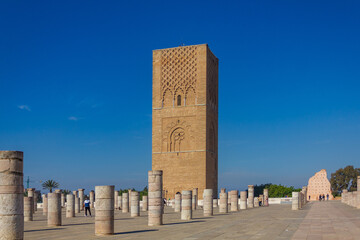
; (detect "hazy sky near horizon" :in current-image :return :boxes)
[1,1,359,194]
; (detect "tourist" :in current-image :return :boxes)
[326,194,329,201]
[84,197,91,217]
[319,194,322,201]
[322,194,325,201]
[309,195,311,201]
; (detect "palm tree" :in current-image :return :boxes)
[42,180,59,193]
[62,189,71,195]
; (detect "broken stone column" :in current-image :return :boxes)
[122,192,129,213]
[203,189,213,216]
[95,185,114,236]
[230,190,238,211]
[357,177,360,209]
[192,188,198,210]
[114,190,119,209]
[90,190,95,209]
[27,188,35,212]
[248,185,254,208]
[48,192,61,226]
[181,190,192,220]
[240,191,247,210]
[43,194,48,216]
[213,199,218,208]
[78,189,84,211]
[148,170,163,226]
[227,191,231,206]
[75,197,80,213]
[263,189,269,206]
[33,190,39,212]
[24,196,33,222]
[61,193,65,208]
[0,151,24,240]
[131,191,140,217]
[142,195,148,211]
[118,195,122,210]
[254,197,259,207]
[66,193,75,218]
[292,192,299,210]
[128,189,132,211]
[175,192,181,212]
[219,189,228,213]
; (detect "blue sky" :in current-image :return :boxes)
[1,1,359,194]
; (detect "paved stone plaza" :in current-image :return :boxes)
[24,201,360,239]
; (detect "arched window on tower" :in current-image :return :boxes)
[177,95,182,106]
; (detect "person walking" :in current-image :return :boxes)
[84,197,91,217]
[326,194,329,201]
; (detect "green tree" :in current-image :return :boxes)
[253,183,300,198]
[42,180,59,193]
[62,189,71,195]
[330,165,360,196]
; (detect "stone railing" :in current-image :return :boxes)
[341,177,360,209]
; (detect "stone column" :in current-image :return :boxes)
[128,189,132,211]
[213,199,218,208]
[181,190,192,220]
[118,195,122,210]
[292,192,299,210]
[254,197,259,207]
[24,196,33,222]
[114,190,119,209]
[203,189,213,216]
[72,190,78,197]
[357,176,360,209]
[175,192,181,212]
[227,191,231,206]
[219,189,228,213]
[78,189,84,211]
[33,190,39,212]
[43,194,48,216]
[0,151,24,240]
[48,192,61,226]
[230,190,238,212]
[131,191,140,217]
[122,192,129,213]
[95,185,114,236]
[75,197,80,213]
[148,170,163,226]
[302,186,307,204]
[142,195,148,211]
[61,193,65,208]
[263,189,269,206]
[248,185,254,208]
[66,194,75,218]
[27,188,35,213]
[240,191,247,210]
[192,188,198,210]
[90,190,95,209]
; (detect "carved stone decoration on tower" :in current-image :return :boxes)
[152,44,218,199]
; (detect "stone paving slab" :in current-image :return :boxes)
[25,204,307,239]
[24,201,360,239]
[292,201,360,240]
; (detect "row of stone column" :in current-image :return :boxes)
[341,176,360,209]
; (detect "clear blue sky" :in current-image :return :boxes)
[1,1,359,194]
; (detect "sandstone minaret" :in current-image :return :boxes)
[152,44,218,199]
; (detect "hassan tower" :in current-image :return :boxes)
[152,44,218,199]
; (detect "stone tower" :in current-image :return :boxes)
[152,44,218,199]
